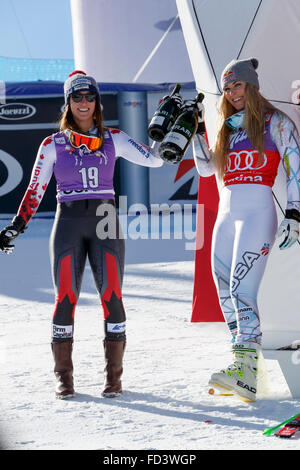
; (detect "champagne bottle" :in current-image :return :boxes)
[148,83,182,142]
[158,92,204,164]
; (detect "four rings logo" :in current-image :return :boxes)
[0,102,36,120]
[226,150,267,172]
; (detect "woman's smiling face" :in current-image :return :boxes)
[69,91,96,131]
[223,81,247,111]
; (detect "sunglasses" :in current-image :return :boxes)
[65,129,102,151]
[71,93,97,103]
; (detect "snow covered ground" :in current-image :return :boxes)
[0,217,300,451]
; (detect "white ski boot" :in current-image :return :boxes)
[208,345,259,402]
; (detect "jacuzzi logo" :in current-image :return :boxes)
[0,102,36,120]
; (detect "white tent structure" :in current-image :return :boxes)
[70,0,194,83]
[177,0,300,139]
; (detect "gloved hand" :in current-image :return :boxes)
[0,215,26,254]
[276,217,299,249]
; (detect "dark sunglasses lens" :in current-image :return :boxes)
[71,94,96,103]
[85,94,96,102]
[71,94,83,102]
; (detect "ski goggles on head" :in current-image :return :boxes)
[71,93,97,103]
[66,129,102,151]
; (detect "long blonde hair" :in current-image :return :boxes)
[59,97,106,144]
[213,83,283,179]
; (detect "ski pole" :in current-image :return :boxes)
[263,413,300,436]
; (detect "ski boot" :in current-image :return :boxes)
[208,345,259,402]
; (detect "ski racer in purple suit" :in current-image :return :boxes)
[0,71,163,399]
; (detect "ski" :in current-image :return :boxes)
[263,413,300,436]
[275,415,300,438]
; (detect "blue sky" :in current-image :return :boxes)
[1,0,74,59]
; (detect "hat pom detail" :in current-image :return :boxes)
[68,70,87,78]
[250,58,259,70]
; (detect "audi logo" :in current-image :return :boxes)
[226,150,267,172]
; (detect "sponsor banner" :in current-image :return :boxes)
[0,102,36,120]
[0,96,61,214]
